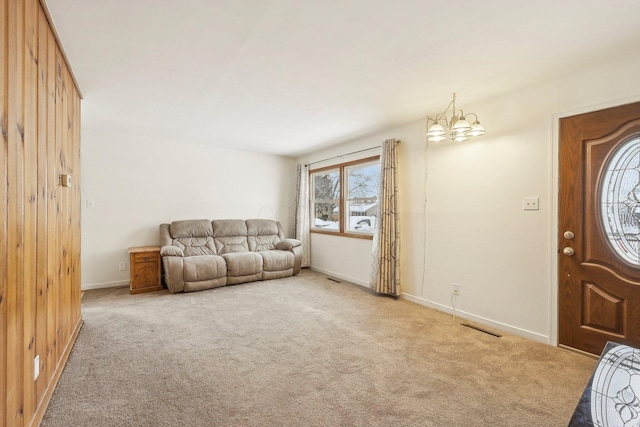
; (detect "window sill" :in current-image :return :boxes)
[310,229,374,240]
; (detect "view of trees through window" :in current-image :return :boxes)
[311,157,380,236]
[312,169,340,226]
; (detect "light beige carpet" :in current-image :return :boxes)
[41,269,595,426]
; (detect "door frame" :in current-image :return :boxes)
[551,95,640,348]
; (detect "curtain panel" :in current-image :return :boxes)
[370,139,400,296]
[295,163,311,268]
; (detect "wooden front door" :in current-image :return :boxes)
[559,101,640,355]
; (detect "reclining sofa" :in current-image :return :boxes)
[159,219,303,293]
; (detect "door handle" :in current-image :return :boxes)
[563,247,575,256]
[564,231,575,239]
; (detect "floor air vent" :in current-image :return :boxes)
[460,322,502,338]
[327,277,341,283]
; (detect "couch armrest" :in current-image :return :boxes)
[275,239,303,275]
[161,245,184,257]
[276,239,302,251]
[159,223,172,247]
[162,255,185,293]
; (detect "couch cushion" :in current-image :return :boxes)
[260,250,294,271]
[247,219,283,251]
[222,252,263,277]
[170,219,213,238]
[246,219,281,237]
[174,237,217,256]
[214,235,249,254]
[183,255,227,282]
[169,220,217,255]
[248,234,281,252]
[213,220,249,254]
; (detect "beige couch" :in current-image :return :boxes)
[159,219,303,293]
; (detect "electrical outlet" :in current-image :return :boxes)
[118,262,127,271]
[34,355,40,380]
[452,283,460,296]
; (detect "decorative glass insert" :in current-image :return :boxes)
[601,136,640,265]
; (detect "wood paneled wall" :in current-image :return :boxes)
[1,0,82,426]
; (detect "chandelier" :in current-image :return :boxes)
[426,93,486,143]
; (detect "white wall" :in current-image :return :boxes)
[81,129,296,289]
[297,50,640,344]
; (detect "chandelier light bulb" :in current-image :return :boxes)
[426,123,446,137]
[451,117,471,133]
[428,135,446,142]
[452,134,469,142]
[468,121,486,137]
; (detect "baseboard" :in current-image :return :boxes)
[30,316,84,427]
[401,292,549,345]
[82,280,129,291]
[309,266,369,288]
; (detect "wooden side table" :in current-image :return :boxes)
[128,246,163,294]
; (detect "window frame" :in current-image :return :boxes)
[310,155,380,240]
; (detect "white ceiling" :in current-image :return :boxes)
[45,0,640,157]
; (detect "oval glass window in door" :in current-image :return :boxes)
[601,136,640,266]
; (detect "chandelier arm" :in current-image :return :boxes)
[427,95,458,125]
[463,112,479,121]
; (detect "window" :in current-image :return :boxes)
[310,156,380,238]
